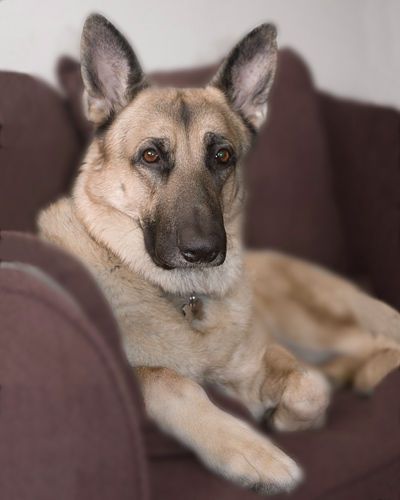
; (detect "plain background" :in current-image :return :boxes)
[0,0,399,109]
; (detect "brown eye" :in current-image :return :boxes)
[142,148,159,163]
[215,148,231,164]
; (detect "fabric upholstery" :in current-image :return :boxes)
[0,231,122,358]
[0,262,149,500]
[243,50,346,271]
[320,93,400,309]
[0,230,147,423]
[0,72,82,232]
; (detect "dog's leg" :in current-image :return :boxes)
[314,293,400,393]
[135,366,303,494]
[262,345,331,431]
[320,348,400,394]
[246,251,400,396]
[224,343,331,432]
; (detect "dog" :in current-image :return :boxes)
[38,14,400,495]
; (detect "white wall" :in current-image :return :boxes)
[1,0,399,109]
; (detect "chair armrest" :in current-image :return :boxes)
[0,231,149,500]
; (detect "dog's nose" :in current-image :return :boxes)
[179,238,221,264]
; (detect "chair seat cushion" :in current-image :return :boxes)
[147,371,400,500]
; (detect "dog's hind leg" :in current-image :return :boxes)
[320,348,400,394]
[246,251,400,395]
[311,293,400,393]
[332,292,400,393]
[135,366,303,494]
[353,348,400,393]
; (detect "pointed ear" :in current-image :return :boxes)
[210,24,278,131]
[80,14,148,126]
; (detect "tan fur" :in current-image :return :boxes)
[37,37,400,495]
[72,88,247,297]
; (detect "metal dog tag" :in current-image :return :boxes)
[182,293,203,321]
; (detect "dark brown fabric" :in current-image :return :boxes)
[56,50,347,272]
[0,230,147,421]
[0,72,82,232]
[320,93,400,309]
[0,265,149,500]
[274,370,400,499]
[57,57,94,144]
[244,50,346,271]
[0,231,120,357]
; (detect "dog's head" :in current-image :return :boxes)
[75,14,277,294]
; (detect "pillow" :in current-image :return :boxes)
[244,50,346,270]
[0,72,82,232]
[320,93,400,309]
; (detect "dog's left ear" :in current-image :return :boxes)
[81,14,147,126]
[211,24,277,131]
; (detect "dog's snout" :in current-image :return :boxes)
[144,195,227,269]
[180,237,221,264]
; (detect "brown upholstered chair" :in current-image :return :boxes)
[1,49,399,499]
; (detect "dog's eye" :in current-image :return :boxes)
[215,148,231,164]
[142,148,160,164]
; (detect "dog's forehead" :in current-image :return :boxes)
[111,86,246,148]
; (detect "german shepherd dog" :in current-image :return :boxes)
[39,14,400,495]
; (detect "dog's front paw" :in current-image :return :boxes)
[202,419,303,494]
[270,368,331,432]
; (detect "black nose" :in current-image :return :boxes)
[179,237,221,264]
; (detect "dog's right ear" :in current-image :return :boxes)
[81,14,147,126]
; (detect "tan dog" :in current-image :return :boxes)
[38,14,400,495]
